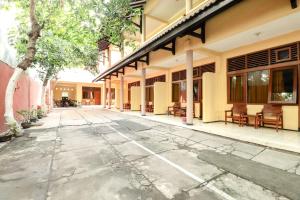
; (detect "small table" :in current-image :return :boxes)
[244,114,257,127]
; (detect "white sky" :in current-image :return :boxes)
[56,68,97,83]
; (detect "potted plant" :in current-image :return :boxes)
[30,109,38,122]
[17,110,32,129]
[36,106,44,119]
[0,130,13,142]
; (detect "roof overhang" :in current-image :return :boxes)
[93,0,242,82]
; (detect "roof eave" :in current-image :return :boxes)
[93,0,242,82]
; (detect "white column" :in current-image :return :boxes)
[141,68,146,116]
[186,50,193,125]
[141,13,146,43]
[120,76,124,112]
[108,79,111,109]
[103,80,107,108]
[186,0,192,14]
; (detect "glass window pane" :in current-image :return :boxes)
[230,75,244,102]
[193,80,199,101]
[247,70,269,104]
[180,81,187,103]
[277,49,290,61]
[172,83,180,102]
[271,68,295,102]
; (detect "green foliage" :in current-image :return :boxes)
[5,0,140,80]
[17,110,31,123]
[99,0,141,50]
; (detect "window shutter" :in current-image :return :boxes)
[201,63,215,75]
[227,56,246,72]
[248,50,269,68]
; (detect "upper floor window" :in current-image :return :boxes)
[275,47,291,62]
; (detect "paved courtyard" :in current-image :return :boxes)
[1,108,300,200]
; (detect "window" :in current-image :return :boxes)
[172,82,187,103]
[229,75,244,103]
[172,83,180,102]
[193,80,200,101]
[247,70,269,104]
[275,47,291,62]
[146,87,154,102]
[269,67,297,103]
[180,81,187,103]
[62,92,69,97]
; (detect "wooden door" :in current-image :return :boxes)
[94,89,101,105]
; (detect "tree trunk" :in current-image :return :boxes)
[4,0,42,136]
[41,77,49,112]
[4,68,24,136]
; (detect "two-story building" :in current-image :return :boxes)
[94,0,300,131]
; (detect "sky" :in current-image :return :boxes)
[56,68,97,83]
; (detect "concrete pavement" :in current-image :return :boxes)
[0,107,300,200]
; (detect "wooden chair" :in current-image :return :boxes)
[255,104,283,132]
[225,103,248,126]
[123,103,130,110]
[167,102,181,115]
[146,102,154,112]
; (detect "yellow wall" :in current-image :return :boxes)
[153,82,168,114]
[53,86,76,100]
[131,86,141,111]
[108,0,300,130]
[202,72,218,122]
[53,81,103,104]
[139,30,300,130]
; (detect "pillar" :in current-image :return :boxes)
[103,80,107,108]
[120,76,124,112]
[141,13,146,43]
[108,79,111,109]
[186,50,193,125]
[186,0,192,14]
[141,68,146,116]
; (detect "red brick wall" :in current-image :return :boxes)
[0,61,42,132]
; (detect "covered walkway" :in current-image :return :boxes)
[112,109,300,154]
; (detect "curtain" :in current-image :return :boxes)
[247,70,269,104]
[172,83,180,102]
[230,75,244,102]
[271,68,294,102]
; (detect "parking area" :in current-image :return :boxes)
[0,108,300,200]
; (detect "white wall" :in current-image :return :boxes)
[0,5,18,66]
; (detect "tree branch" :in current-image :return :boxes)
[17,0,42,70]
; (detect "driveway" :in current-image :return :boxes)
[0,108,300,200]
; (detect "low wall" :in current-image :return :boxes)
[0,61,42,132]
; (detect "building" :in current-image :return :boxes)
[51,69,104,107]
[94,0,300,131]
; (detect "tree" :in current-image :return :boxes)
[4,0,43,136]
[3,0,140,136]
[99,0,141,57]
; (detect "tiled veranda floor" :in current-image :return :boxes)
[111,108,300,154]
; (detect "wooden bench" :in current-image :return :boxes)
[255,104,283,132]
[167,102,181,116]
[123,103,131,110]
[225,103,248,126]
